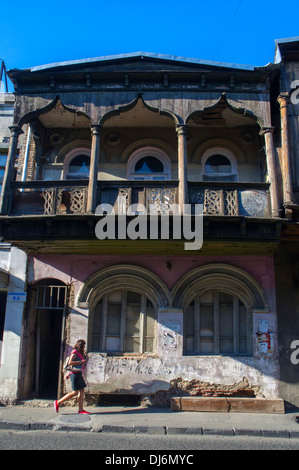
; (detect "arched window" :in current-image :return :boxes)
[67,154,90,179]
[127,147,171,181]
[205,155,231,175]
[202,148,237,182]
[135,156,164,175]
[66,154,90,179]
[184,291,251,356]
[90,288,156,353]
[63,148,91,180]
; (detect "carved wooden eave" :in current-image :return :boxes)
[13,90,270,131]
[186,93,264,128]
[17,96,91,128]
[100,94,180,127]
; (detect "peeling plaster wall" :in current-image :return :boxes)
[0,246,27,401]
[83,307,279,400]
[28,253,280,400]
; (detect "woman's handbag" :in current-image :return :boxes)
[64,352,83,373]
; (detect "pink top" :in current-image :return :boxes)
[69,349,85,374]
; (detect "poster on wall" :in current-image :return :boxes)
[256,320,273,355]
[161,321,181,350]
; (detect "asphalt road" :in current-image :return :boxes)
[0,430,299,451]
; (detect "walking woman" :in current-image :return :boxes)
[54,339,89,415]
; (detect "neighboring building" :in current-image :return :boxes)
[0,93,14,193]
[0,39,298,407]
[273,37,299,407]
[0,80,27,402]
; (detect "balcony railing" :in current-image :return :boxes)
[98,180,179,214]
[9,179,270,218]
[189,182,271,218]
[9,180,89,215]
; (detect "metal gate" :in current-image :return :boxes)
[34,284,68,397]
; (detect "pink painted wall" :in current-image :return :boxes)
[28,254,276,311]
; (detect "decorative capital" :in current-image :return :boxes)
[176,124,188,136]
[90,124,102,136]
[259,126,275,136]
[9,126,23,137]
[277,93,290,108]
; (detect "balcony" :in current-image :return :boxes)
[2,179,280,256]
[9,179,271,218]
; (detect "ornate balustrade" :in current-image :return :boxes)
[9,180,270,219]
[9,180,88,215]
[98,181,179,214]
[189,182,271,217]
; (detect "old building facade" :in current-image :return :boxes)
[0,38,298,407]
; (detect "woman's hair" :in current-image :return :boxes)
[74,339,86,355]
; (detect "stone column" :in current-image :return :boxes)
[87,124,101,213]
[260,127,279,218]
[278,94,294,206]
[0,126,23,214]
[176,124,188,213]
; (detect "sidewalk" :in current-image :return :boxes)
[1,401,299,438]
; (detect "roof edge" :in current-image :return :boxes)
[274,36,299,44]
[11,52,257,73]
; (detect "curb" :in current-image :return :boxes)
[1,420,299,438]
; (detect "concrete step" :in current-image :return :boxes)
[171,397,285,414]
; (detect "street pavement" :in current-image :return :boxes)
[1,400,299,438]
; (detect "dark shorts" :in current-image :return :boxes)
[70,372,86,391]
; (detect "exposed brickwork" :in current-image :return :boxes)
[16,124,36,182]
[141,377,262,407]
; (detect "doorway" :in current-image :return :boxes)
[33,281,67,398]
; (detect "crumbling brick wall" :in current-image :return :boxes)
[141,376,262,407]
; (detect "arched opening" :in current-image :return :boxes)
[172,263,268,358]
[78,265,170,354]
[99,96,177,181]
[187,94,265,184]
[127,147,172,181]
[23,279,68,398]
[62,147,91,180]
[201,146,238,182]
[172,263,268,311]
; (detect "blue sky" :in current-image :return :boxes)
[1,0,298,89]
